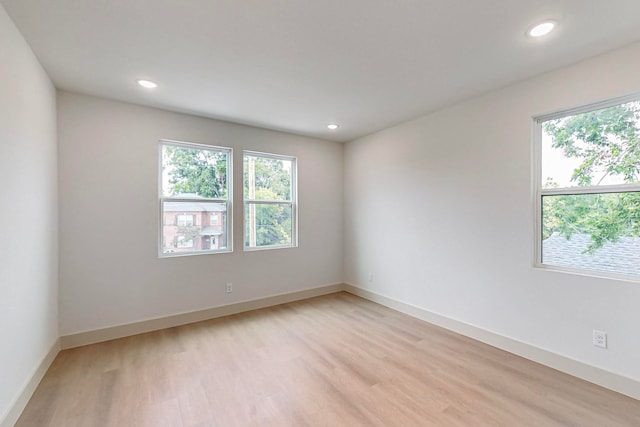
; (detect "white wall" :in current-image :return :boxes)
[344,41,640,382]
[58,92,343,335]
[0,4,58,423]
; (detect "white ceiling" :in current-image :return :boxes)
[4,1,640,142]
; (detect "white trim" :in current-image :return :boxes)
[534,262,640,284]
[243,242,298,252]
[541,185,640,196]
[157,248,233,259]
[292,155,298,247]
[245,200,294,205]
[243,150,297,250]
[532,117,543,269]
[0,339,60,427]
[163,197,228,204]
[158,140,233,257]
[60,283,344,349]
[532,94,640,280]
[533,91,640,122]
[343,283,640,401]
[12,284,638,427]
[159,138,230,152]
[242,149,296,162]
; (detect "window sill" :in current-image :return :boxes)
[243,244,298,252]
[534,263,640,284]
[159,248,232,258]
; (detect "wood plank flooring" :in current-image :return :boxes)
[16,292,640,426]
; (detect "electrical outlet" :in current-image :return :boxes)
[593,330,607,349]
[368,272,373,283]
[226,283,233,293]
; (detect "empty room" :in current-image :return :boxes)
[2,1,640,426]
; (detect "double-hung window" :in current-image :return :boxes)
[534,95,640,278]
[243,151,297,250]
[159,140,232,256]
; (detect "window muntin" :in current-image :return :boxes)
[535,96,640,278]
[160,140,232,256]
[243,151,297,250]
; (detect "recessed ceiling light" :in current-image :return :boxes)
[327,124,339,130]
[137,79,158,89]
[528,21,556,38]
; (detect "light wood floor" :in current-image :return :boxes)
[17,292,640,426]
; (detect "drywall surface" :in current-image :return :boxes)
[58,92,343,334]
[0,4,58,423]
[344,41,640,381]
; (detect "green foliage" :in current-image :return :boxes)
[542,101,640,252]
[245,198,293,247]
[163,145,292,247]
[163,147,294,247]
[177,226,200,244]
[244,156,293,246]
[544,102,640,186]
[164,146,227,198]
[543,193,640,253]
[243,156,291,200]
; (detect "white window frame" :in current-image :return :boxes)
[533,93,640,281]
[159,139,233,257]
[177,213,194,227]
[243,150,298,251]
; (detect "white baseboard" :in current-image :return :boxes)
[9,281,636,427]
[1,339,60,427]
[60,283,345,349]
[343,283,640,401]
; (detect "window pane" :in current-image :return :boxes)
[162,201,228,254]
[162,144,228,198]
[177,214,194,226]
[541,100,640,188]
[542,192,640,276]
[243,155,292,201]
[245,203,293,248]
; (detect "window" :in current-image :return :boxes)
[159,140,232,256]
[535,95,640,278]
[177,214,194,227]
[243,151,297,250]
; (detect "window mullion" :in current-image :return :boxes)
[162,197,228,203]
[245,200,292,205]
[541,184,640,196]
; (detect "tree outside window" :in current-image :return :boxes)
[243,152,296,249]
[159,140,231,256]
[538,98,640,277]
